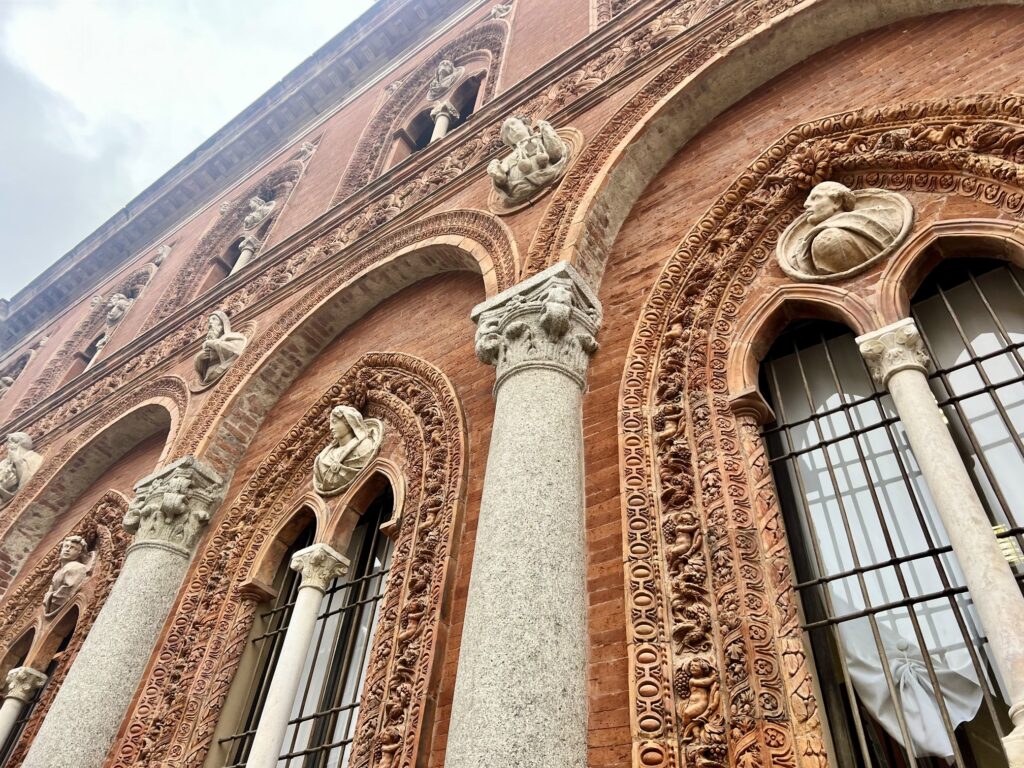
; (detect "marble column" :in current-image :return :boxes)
[22,456,224,768]
[429,101,459,143]
[446,262,601,768]
[857,318,1024,765]
[232,234,262,274]
[247,543,348,768]
[0,667,46,749]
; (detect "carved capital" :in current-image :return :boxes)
[430,100,460,123]
[290,543,350,592]
[471,262,601,391]
[5,667,46,702]
[856,318,931,387]
[238,234,262,253]
[123,456,225,554]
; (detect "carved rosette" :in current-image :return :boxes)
[290,543,350,592]
[471,262,601,391]
[857,318,931,387]
[4,667,47,703]
[123,456,225,554]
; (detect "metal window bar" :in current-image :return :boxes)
[221,490,394,768]
[761,259,1024,768]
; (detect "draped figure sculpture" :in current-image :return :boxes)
[487,116,570,206]
[193,311,247,388]
[0,432,43,509]
[313,406,384,497]
[43,535,95,618]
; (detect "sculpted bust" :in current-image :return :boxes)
[242,196,275,231]
[0,432,42,509]
[777,181,913,281]
[43,535,94,618]
[427,58,463,100]
[313,406,384,497]
[94,293,134,355]
[487,116,570,206]
[194,311,247,388]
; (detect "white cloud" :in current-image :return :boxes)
[0,0,374,297]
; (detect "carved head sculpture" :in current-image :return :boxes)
[428,58,463,99]
[776,181,914,282]
[500,115,532,147]
[43,534,93,617]
[206,312,225,340]
[437,59,454,79]
[59,535,88,564]
[313,406,384,497]
[0,376,13,393]
[106,293,132,323]
[243,196,275,230]
[804,180,856,224]
[194,310,247,389]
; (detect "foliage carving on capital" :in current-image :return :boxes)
[5,667,47,703]
[290,543,350,592]
[123,456,225,552]
[857,319,931,387]
[472,262,600,390]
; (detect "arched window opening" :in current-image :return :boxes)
[0,612,76,766]
[449,71,483,125]
[759,301,1022,766]
[220,486,395,767]
[62,333,106,384]
[393,108,436,165]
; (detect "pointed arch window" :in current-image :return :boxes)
[760,259,1024,766]
[220,487,394,767]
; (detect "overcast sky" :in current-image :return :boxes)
[0,0,376,300]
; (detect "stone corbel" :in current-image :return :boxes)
[471,262,601,391]
[122,456,225,555]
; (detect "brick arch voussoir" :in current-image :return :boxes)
[109,351,467,768]
[617,93,1024,768]
[524,0,1024,286]
[172,209,515,475]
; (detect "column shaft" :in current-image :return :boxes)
[446,262,600,768]
[247,543,347,768]
[859,319,1024,764]
[0,697,24,749]
[430,113,452,143]
[22,456,222,768]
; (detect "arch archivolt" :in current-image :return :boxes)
[0,491,130,765]
[617,95,1024,768]
[172,208,515,475]
[111,351,468,768]
[335,20,507,201]
[525,0,1024,284]
[0,377,186,585]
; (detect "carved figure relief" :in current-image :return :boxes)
[0,432,43,509]
[94,292,135,356]
[42,535,95,618]
[313,405,384,497]
[487,116,571,207]
[242,196,276,231]
[193,311,248,390]
[777,181,914,281]
[427,59,464,100]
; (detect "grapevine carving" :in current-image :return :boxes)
[0,492,131,767]
[620,94,1024,767]
[109,352,467,768]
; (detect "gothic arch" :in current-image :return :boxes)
[111,351,468,768]
[0,377,187,587]
[523,0,1024,285]
[13,265,158,418]
[143,159,307,331]
[0,491,131,765]
[617,94,1024,768]
[171,209,516,475]
[335,20,507,200]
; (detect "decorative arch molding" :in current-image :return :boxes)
[0,377,186,587]
[143,159,307,331]
[524,0,1024,284]
[617,94,1024,768]
[109,351,467,768]
[13,265,159,418]
[0,491,130,765]
[335,20,507,201]
[172,208,515,473]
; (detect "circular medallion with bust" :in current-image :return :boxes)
[43,535,95,619]
[313,405,384,497]
[777,181,914,282]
